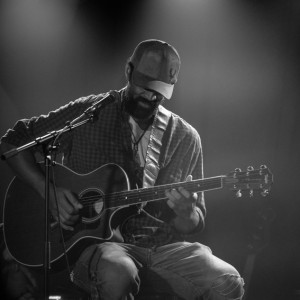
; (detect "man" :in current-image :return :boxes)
[0,39,244,300]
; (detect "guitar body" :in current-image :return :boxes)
[3,163,132,269]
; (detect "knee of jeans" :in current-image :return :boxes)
[211,274,245,300]
[99,258,137,282]
[93,257,140,296]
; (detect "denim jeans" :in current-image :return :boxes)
[72,241,244,300]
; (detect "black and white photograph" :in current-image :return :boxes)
[0,1,299,299]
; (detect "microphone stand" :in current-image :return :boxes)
[1,93,112,300]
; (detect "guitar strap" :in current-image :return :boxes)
[110,88,172,188]
[143,105,171,188]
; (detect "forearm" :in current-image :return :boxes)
[0,142,46,197]
[172,206,204,234]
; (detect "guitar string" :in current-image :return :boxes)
[78,178,224,207]
[77,170,266,207]
[80,177,223,201]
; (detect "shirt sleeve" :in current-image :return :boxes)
[0,95,98,156]
[182,127,206,227]
[154,117,206,234]
[175,129,207,239]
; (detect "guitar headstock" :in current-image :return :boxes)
[225,165,273,198]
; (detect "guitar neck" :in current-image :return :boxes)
[105,176,225,208]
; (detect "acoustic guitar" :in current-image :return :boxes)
[3,163,273,269]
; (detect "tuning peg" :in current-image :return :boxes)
[236,190,242,198]
[259,165,267,175]
[261,189,269,197]
[247,166,254,171]
[249,189,254,197]
[234,168,242,178]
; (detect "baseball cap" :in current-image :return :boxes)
[129,39,181,100]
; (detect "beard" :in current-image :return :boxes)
[123,89,160,121]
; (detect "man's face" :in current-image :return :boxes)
[124,83,165,121]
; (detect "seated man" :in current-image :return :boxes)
[0,39,244,300]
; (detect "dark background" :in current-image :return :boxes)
[0,0,300,299]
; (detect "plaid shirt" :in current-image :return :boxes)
[1,88,206,248]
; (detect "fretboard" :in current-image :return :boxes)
[105,176,225,208]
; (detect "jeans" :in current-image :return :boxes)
[72,241,244,300]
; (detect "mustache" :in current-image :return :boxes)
[134,96,160,106]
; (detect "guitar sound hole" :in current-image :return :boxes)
[79,189,104,223]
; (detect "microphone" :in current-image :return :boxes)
[83,93,114,116]
[70,93,114,125]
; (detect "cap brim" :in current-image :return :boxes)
[132,71,174,99]
[144,81,174,100]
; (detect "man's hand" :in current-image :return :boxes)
[165,175,200,234]
[49,186,83,231]
[0,143,83,231]
[165,175,197,219]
